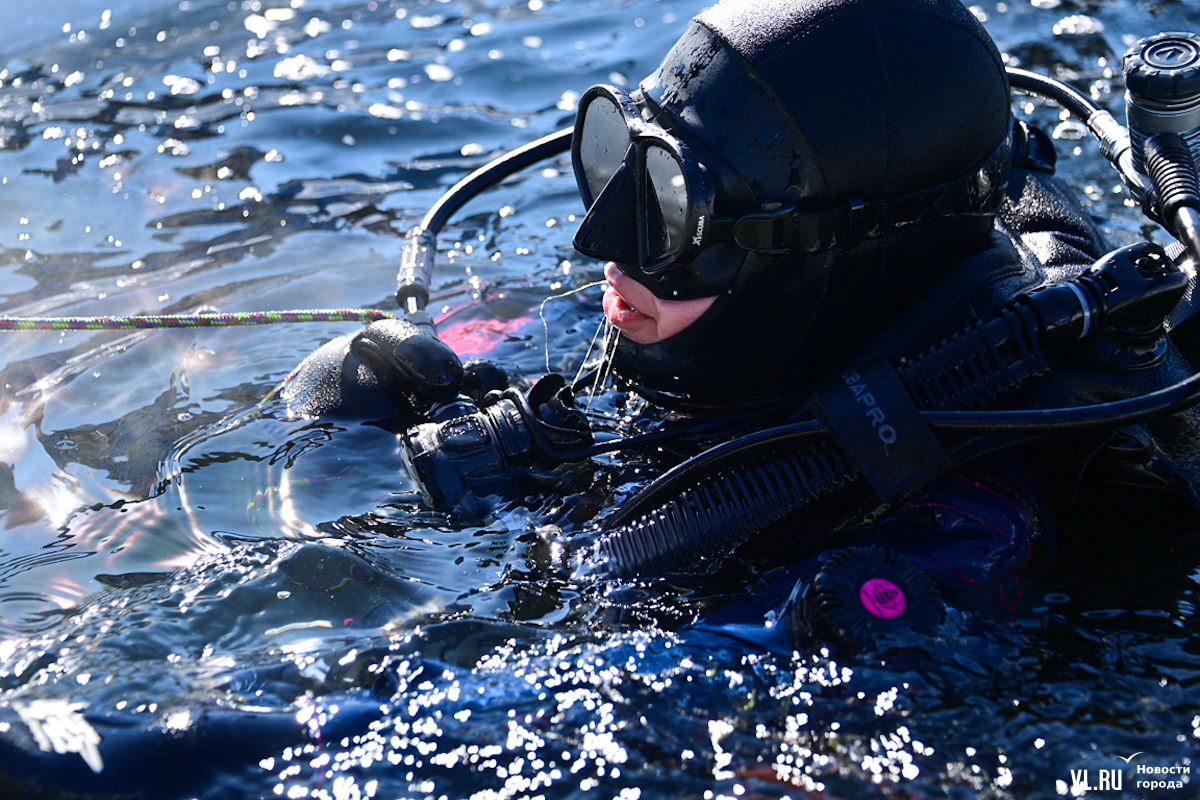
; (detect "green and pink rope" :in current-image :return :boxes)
[0,309,397,331]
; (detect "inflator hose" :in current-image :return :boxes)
[396,128,572,315]
[1006,68,1100,121]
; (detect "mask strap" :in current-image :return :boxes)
[732,125,1013,256]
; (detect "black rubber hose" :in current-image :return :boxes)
[601,419,826,529]
[396,128,572,312]
[595,360,1200,576]
[420,128,573,236]
[925,370,1200,433]
[1143,131,1200,265]
[1005,67,1102,122]
[595,439,859,577]
[1006,66,1148,200]
[603,363,1200,533]
[898,304,1049,411]
[601,367,1200,540]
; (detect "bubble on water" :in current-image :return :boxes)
[275,55,328,81]
[163,75,200,95]
[244,14,273,38]
[1052,14,1103,36]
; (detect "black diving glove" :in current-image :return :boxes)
[283,318,507,426]
[352,318,466,416]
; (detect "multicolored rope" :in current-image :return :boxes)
[0,309,398,331]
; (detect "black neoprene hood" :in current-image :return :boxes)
[655,0,1011,202]
[599,0,1013,410]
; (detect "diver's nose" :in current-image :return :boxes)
[573,162,640,265]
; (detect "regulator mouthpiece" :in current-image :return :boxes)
[1124,32,1200,175]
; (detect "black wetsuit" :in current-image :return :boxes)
[282,124,1200,620]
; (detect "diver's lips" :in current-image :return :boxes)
[602,262,657,337]
[602,286,653,332]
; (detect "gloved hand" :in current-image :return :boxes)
[352,318,465,415]
[282,318,507,426]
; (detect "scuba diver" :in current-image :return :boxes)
[11,4,1200,798]
[284,0,1200,650]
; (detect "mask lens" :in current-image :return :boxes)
[578,95,630,205]
[643,144,689,266]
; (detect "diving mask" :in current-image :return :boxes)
[570,84,755,300]
[571,83,1014,302]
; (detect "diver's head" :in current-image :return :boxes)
[571,0,1012,410]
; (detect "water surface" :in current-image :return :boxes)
[0,0,1198,797]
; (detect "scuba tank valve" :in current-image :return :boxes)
[1124,33,1200,264]
[1125,33,1200,175]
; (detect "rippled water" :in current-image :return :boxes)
[0,0,1198,798]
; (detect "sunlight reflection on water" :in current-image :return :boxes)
[0,0,1198,798]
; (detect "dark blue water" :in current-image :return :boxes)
[0,0,1198,797]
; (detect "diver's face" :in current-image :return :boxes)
[602,262,716,344]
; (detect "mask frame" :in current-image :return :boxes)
[571,85,758,298]
[570,83,1014,302]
